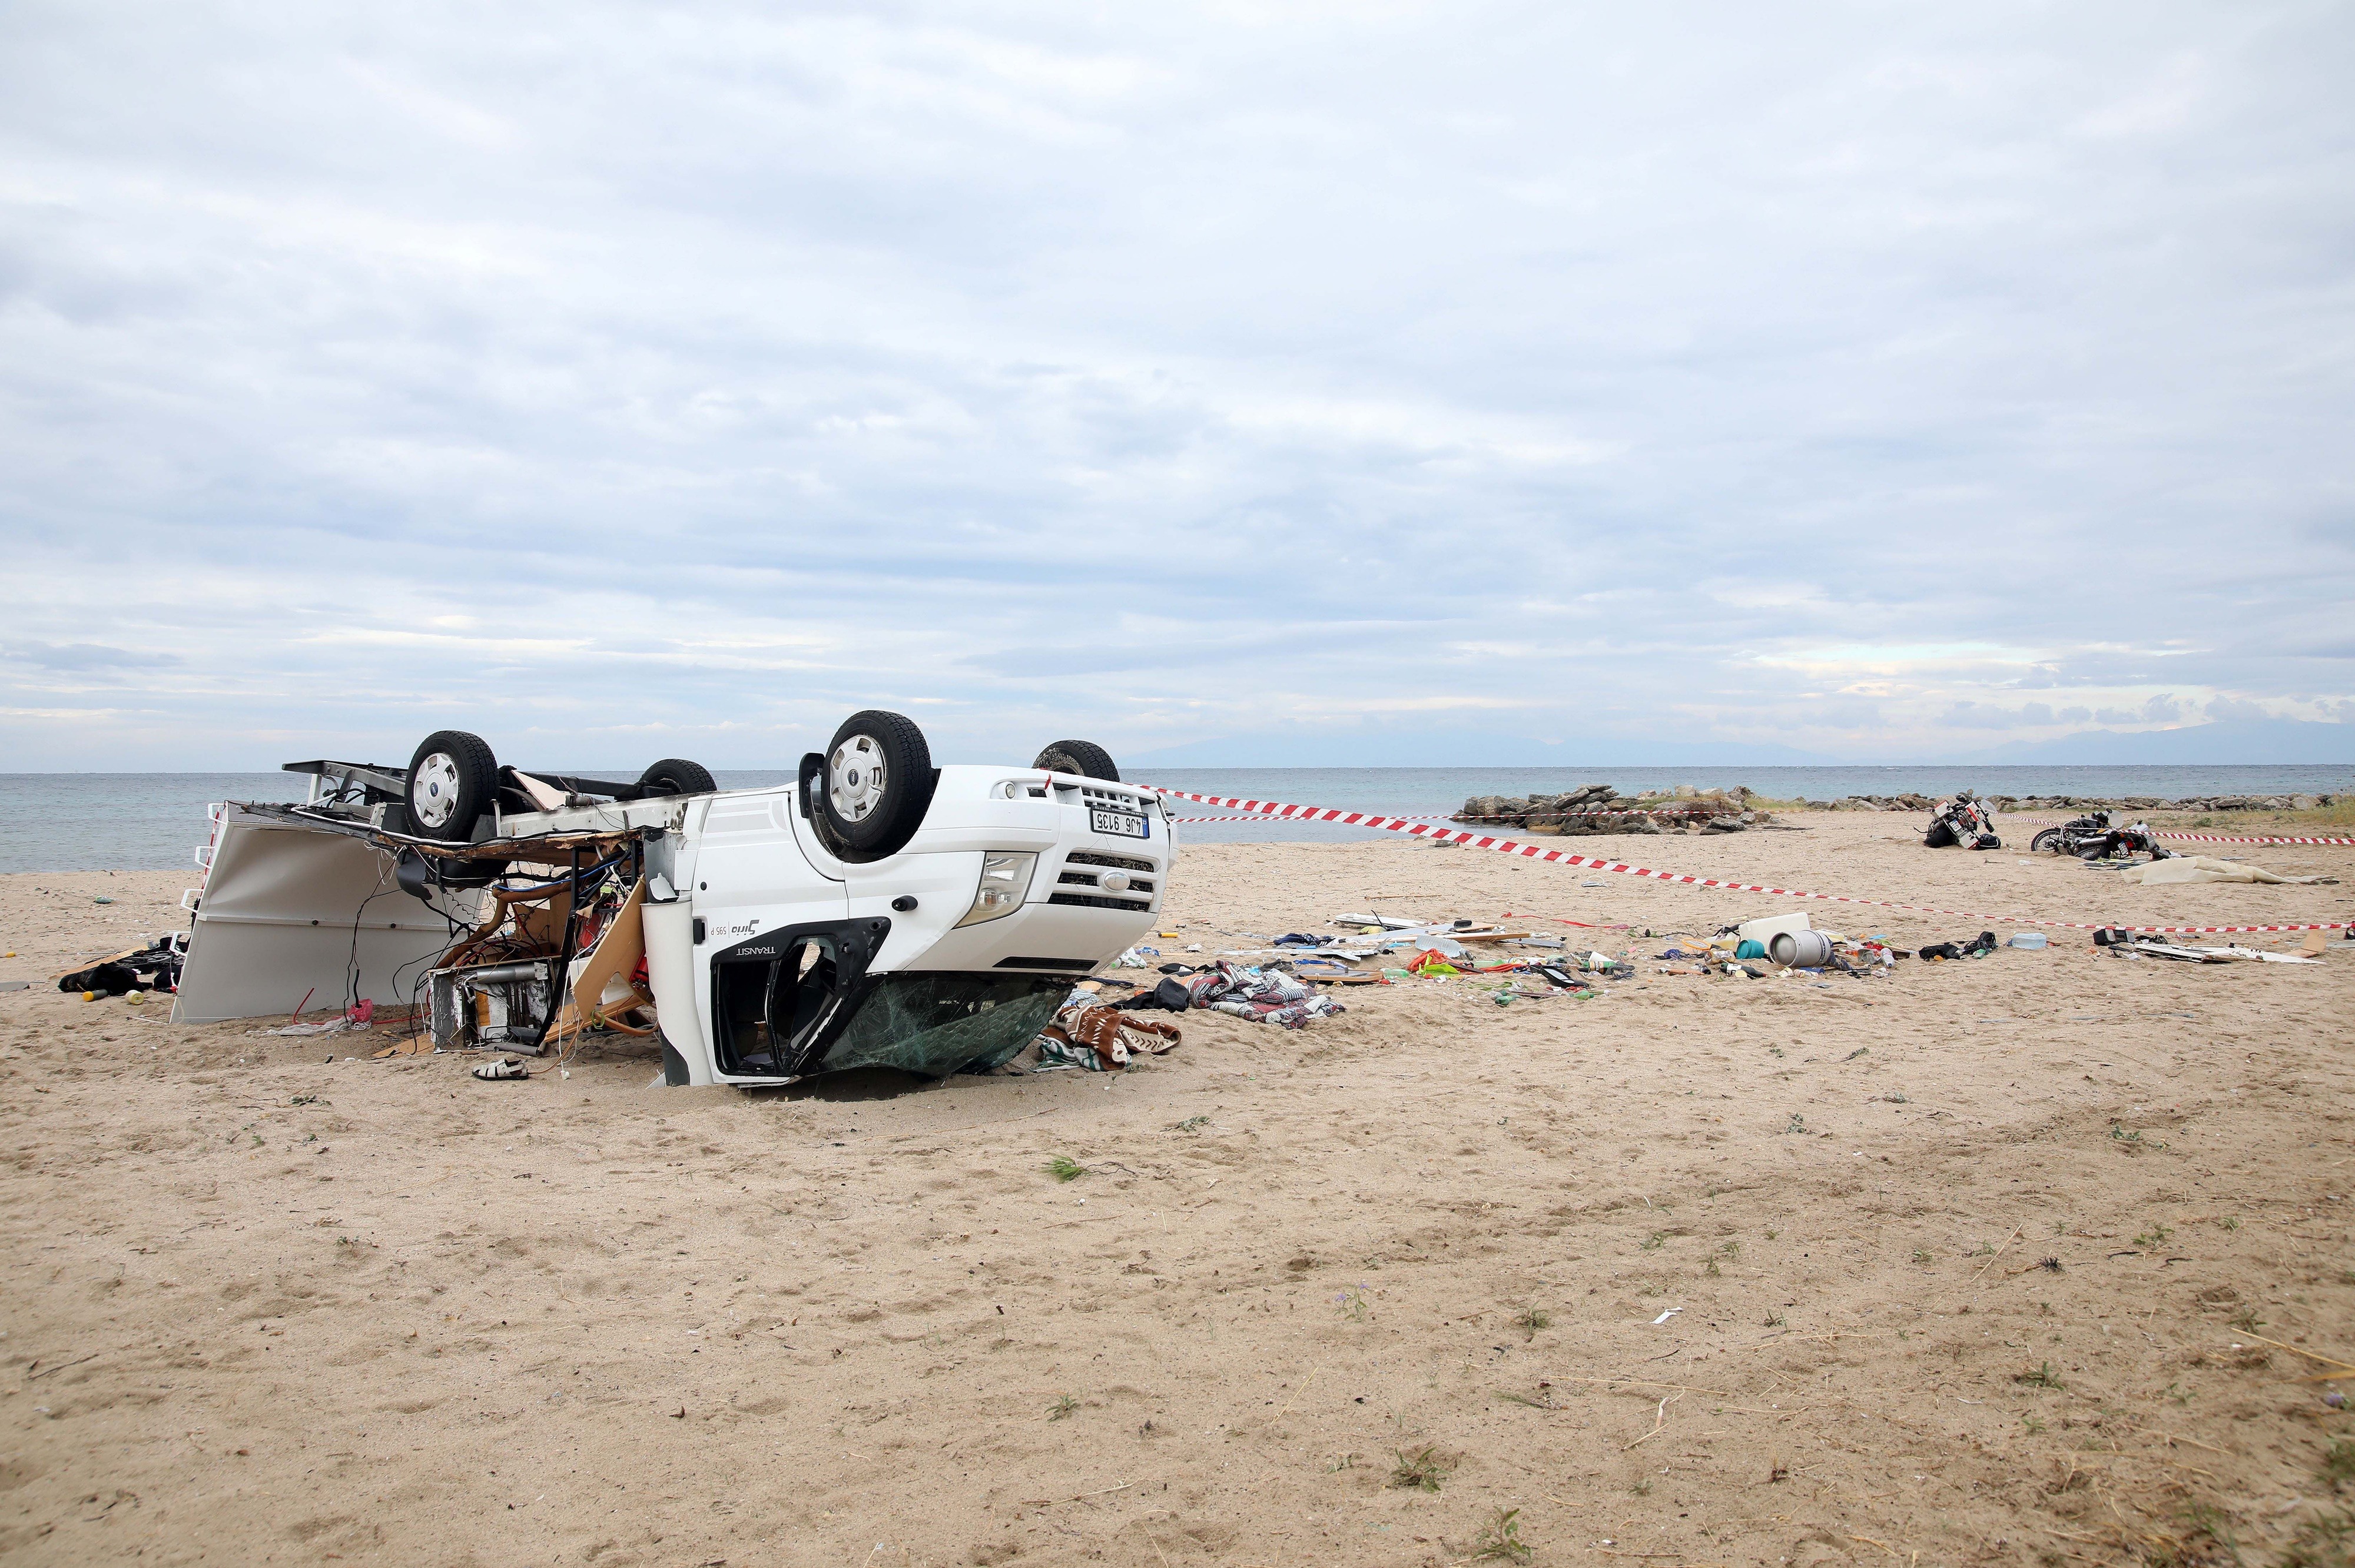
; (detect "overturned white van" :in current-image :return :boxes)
[173,713,1169,1086]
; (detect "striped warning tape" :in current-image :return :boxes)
[1145,787,2351,936]
[2010,820,2355,847]
[1164,813,1452,824]
[2152,833,2355,846]
[1159,810,1451,824]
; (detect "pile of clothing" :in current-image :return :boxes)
[1118,960,1347,1029]
[1034,998,1184,1072]
[1918,931,2000,961]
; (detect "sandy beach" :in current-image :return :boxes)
[3,811,2351,1567]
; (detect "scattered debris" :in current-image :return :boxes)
[1113,960,1345,1028]
[2097,930,2326,964]
[55,934,186,997]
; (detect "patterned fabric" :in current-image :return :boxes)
[1034,1003,1183,1071]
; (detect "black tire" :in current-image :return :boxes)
[2029,828,2062,854]
[1924,820,1956,849]
[1033,740,1120,781]
[637,758,717,798]
[818,710,935,856]
[405,730,499,843]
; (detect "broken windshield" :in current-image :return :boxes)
[809,972,1071,1079]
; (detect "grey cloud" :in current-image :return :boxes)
[2088,695,2190,726]
[1939,701,2062,730]
[0,2,2350,767]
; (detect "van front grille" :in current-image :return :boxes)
[1047,893,1152,911]
[1064,850,1155,872]
[1058,871,1156,893]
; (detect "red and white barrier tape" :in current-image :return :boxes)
[1165,813,1450,824]
[2010,820,2355,847]
[1146,787,2351,936]
[2152,833,2355,845]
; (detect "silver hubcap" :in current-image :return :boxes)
[828,735,887,823]
[412,752,462,828]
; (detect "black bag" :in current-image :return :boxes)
[58,962,141,996]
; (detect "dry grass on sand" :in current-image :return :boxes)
[3,812,2353,1566]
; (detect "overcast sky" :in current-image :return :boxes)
[3,1,2351,771]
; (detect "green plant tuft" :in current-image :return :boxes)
[2280,1508,2353,1568]
[1390,1444,1451,1492]
[2324,1437,2355,1493]
[1470,1507,1533,1564]
[2015,1360,2065,1390]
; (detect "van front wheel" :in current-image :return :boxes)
[820,711,936,855]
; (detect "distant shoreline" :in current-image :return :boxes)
[4,763,2353,873]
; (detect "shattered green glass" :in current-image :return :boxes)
[811,973,1073,1078]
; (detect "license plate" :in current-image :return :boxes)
[1090,809,1148,839]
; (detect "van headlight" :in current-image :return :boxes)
[956,852,1037,927]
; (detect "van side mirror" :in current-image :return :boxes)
[797,752,825,819]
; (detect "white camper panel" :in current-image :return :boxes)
[171,810,467,1025]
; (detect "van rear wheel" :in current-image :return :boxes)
[637,758,717,798]
[1033,740,1119,781]
[820,711,936,856]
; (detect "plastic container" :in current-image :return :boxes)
[1769,929,1836,967]
[1736,911,1813,945]
[2006,932,2049,949]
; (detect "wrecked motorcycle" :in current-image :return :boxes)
[1924,793,2001,851]
[2030,810,2171,860]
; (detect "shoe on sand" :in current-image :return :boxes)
[472,1057,528,1081]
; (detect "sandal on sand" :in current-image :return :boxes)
[471,1056,528,1081]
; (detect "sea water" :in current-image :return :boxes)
[2,764,2348,873]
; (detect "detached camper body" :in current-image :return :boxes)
[173,716,1169,1087]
